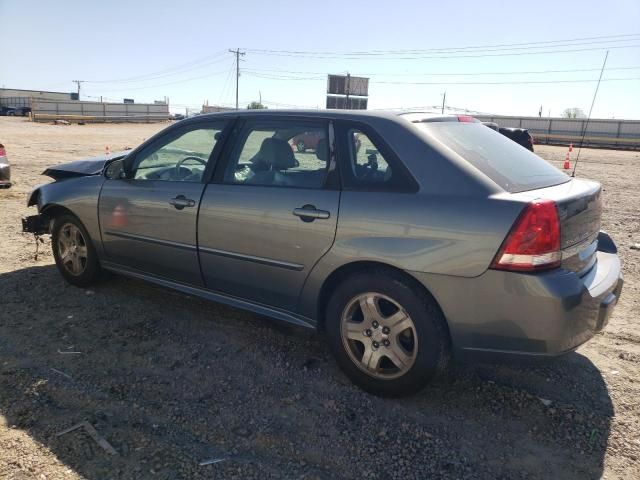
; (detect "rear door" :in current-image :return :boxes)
[198,118,340,311]
[98,119,229,285]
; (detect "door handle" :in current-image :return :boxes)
[169,195,196,210]
[293,205,330,222]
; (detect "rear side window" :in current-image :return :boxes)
[338,123,417,193]
[417,123,568,193]
[348,130,392,185]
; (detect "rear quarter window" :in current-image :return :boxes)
[416,123,568,193]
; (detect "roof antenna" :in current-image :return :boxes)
[572,50,608,177]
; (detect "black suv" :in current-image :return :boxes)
[498,127,534,152]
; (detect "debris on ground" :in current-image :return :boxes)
[538,397,553,407]
[198,458,226,466]
[56,421,118,456]
[50,368,72,380]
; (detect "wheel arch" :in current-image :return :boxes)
[40,204,78,230]
[315,260,452,342]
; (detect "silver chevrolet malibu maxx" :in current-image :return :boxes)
[23,110,623,396]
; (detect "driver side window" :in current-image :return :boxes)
[132,124,224,182]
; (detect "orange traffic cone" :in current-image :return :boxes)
[569,143,573,152]
[563,152,571,170]
[0,144,6,157]
[105,145,111,156]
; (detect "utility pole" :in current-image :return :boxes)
[228,48,245,109]
[441,91,446,114]
[72,80,84,100]
[345,73,351,110]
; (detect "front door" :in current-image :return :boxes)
[198,118,340,311]
[99,120,229,285]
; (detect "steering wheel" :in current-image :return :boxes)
[174,156,208,179]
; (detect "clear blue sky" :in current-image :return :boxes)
[1,0,639,118]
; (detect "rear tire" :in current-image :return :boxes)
[296,141,306,152]
[325,270,450,397]
[51,213,101,287]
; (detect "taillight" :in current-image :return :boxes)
[491,199,561,272]
[457,115,476,123]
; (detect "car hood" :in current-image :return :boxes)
[43,151,129,180]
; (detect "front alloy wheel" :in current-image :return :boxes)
[51,213,101,287]
[57,223,88,276]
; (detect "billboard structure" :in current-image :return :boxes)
[326,74,369,110]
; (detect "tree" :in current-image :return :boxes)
[247,101,267,109]
[561,108,586,119]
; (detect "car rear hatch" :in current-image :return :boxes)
[414,122,603,275]
[510,178,602,276]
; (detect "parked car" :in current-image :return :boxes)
[0,144,11,188]
[1,106,17,116]
[499,127,535,151]
[22,110,622,396]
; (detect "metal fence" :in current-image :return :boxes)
[0,96,32,108]
[474,115,640,149]
[31,99,170,123]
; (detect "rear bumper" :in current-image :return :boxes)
[411,247,623,359]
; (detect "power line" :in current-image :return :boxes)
[243,43,640,60]
[218,59,236,106]
[244,33,640,56]
[84,50,228,83]
[244,65,640,77]
[243,72,640,85]
[371,77,640,85]
[85,67,232,93]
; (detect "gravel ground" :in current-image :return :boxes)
[0,117,639,479]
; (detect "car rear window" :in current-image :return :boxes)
[416,122,569,193]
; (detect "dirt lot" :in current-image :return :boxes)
[0,117,639,479]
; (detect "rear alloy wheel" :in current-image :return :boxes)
[296,141,306,152]
[52,214,101,287]
[326,270,450,397]
[341,293,417,379]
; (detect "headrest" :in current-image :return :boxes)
[258,137,297,170]
[315,138,329,161]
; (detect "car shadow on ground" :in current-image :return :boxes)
[0,265,613,479]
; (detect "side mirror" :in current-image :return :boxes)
[104,158,128,179]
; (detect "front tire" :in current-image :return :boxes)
[326,270,450,397]
[51,213,101,287]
